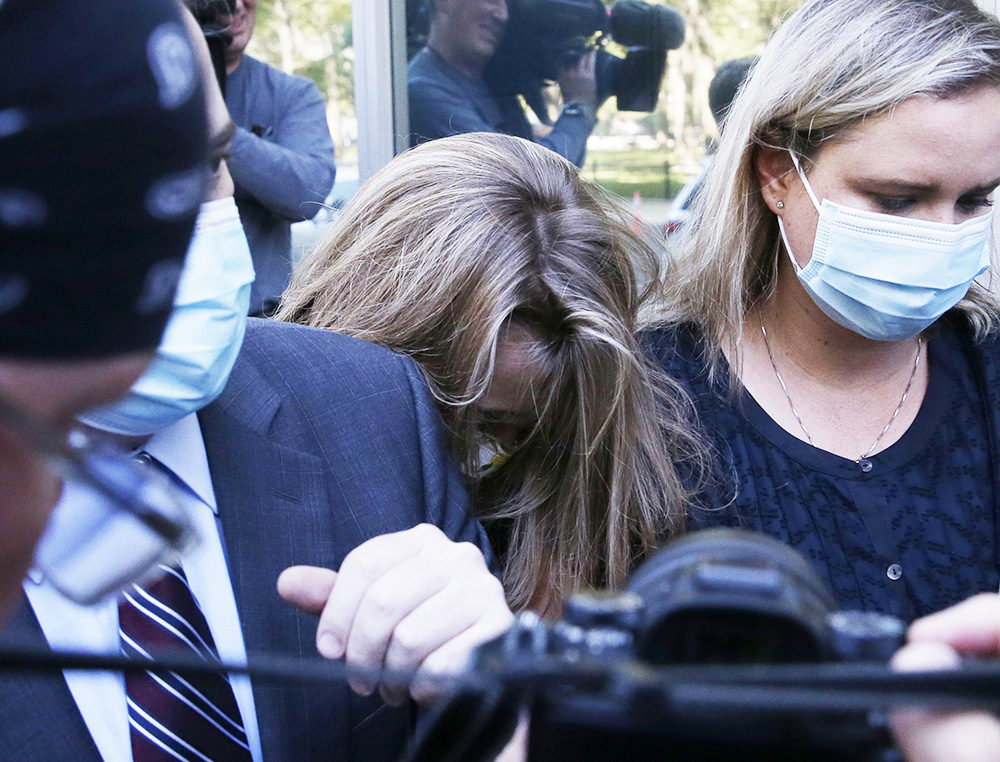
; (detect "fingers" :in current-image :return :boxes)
[277,565,338,616]
[890,641,1000,762]
[279,524,512,707]
[907,593,1000,656]
[340,544,464,696]
[315,526,433,659]
[492,711,530,762]
[560,50,595,75]
[891,638,961,673]
[557,51,598,107]
[891,597,1000,762]
[380,570,513,705]
[406,607,514,705]
[342,536,509,701]
[382,569,508,673]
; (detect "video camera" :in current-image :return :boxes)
[405,529,909,762]
[406,0,684,116]
[487,0,685,117]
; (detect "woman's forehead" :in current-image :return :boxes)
[815,89,1000,189]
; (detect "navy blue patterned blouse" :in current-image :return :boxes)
[643,316,1000,622]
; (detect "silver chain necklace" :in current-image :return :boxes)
[759,322,921,462]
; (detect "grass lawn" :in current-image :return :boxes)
[583,147,696,201]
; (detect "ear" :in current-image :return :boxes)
[754,145,796,215]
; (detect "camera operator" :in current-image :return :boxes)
[408,0,600,167]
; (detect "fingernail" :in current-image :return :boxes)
[318,632,342,659]
[349,678,373,697]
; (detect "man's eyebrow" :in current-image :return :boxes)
[211,119,237,154]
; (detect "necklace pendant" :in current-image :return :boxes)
[760,320,922,464]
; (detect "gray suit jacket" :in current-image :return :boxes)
[0,319,492,762]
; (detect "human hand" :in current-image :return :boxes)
[557,50,598,111]
[277,523,514,706]
[890,593,1000,762]
[492,711,530,762]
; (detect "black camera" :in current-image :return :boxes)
[183,0,235,94]
[405,529,907,762]
[487,0,686,116]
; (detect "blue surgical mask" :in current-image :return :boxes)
[79,196,255,435]
[778,152,993,342]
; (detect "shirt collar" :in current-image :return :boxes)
[142,413,218,514]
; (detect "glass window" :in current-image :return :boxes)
[245,0,358,255]
[401,0,798,237]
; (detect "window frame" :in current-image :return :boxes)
[352,0,410,181]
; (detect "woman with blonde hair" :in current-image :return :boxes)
[278,132,704,615]
[645,0,1000,623]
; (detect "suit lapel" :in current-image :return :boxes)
[0,604,103,761]
[200,385,359,762]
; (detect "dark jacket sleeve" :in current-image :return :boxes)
[537,108,596,167]
[399,355,496,572]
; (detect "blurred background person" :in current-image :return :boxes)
[0,0,207,624]
[278,132,707,615]
[663,56,756,239]
[645,0,1000,623]
[707,56,756,128]
[408,0,600,167]
[224,0,337,316]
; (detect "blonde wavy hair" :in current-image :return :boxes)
[277,133,706,613]
[653,0,1000,372]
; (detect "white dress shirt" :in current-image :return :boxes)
[24,413,264,762]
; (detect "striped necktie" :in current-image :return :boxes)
[119,453,252,762]
[118,565,252,762]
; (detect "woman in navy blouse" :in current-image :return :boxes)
[644,0,1000,624]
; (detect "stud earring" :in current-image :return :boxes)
[776,200,785,209]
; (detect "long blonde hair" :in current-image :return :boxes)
[277,133,705,612]
[653,0,1000,373]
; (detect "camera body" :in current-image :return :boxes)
[406,530,906,762]
[182,0,235,93]
[486,0,685,115]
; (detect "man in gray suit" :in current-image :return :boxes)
[223,0,337,316]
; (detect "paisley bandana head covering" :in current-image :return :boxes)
[0,0,209,358]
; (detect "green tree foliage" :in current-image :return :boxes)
[665,0,798,165]
[248,0,355,157]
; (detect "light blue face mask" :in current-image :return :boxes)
[79,196,255,436]
[778,152,993,342]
